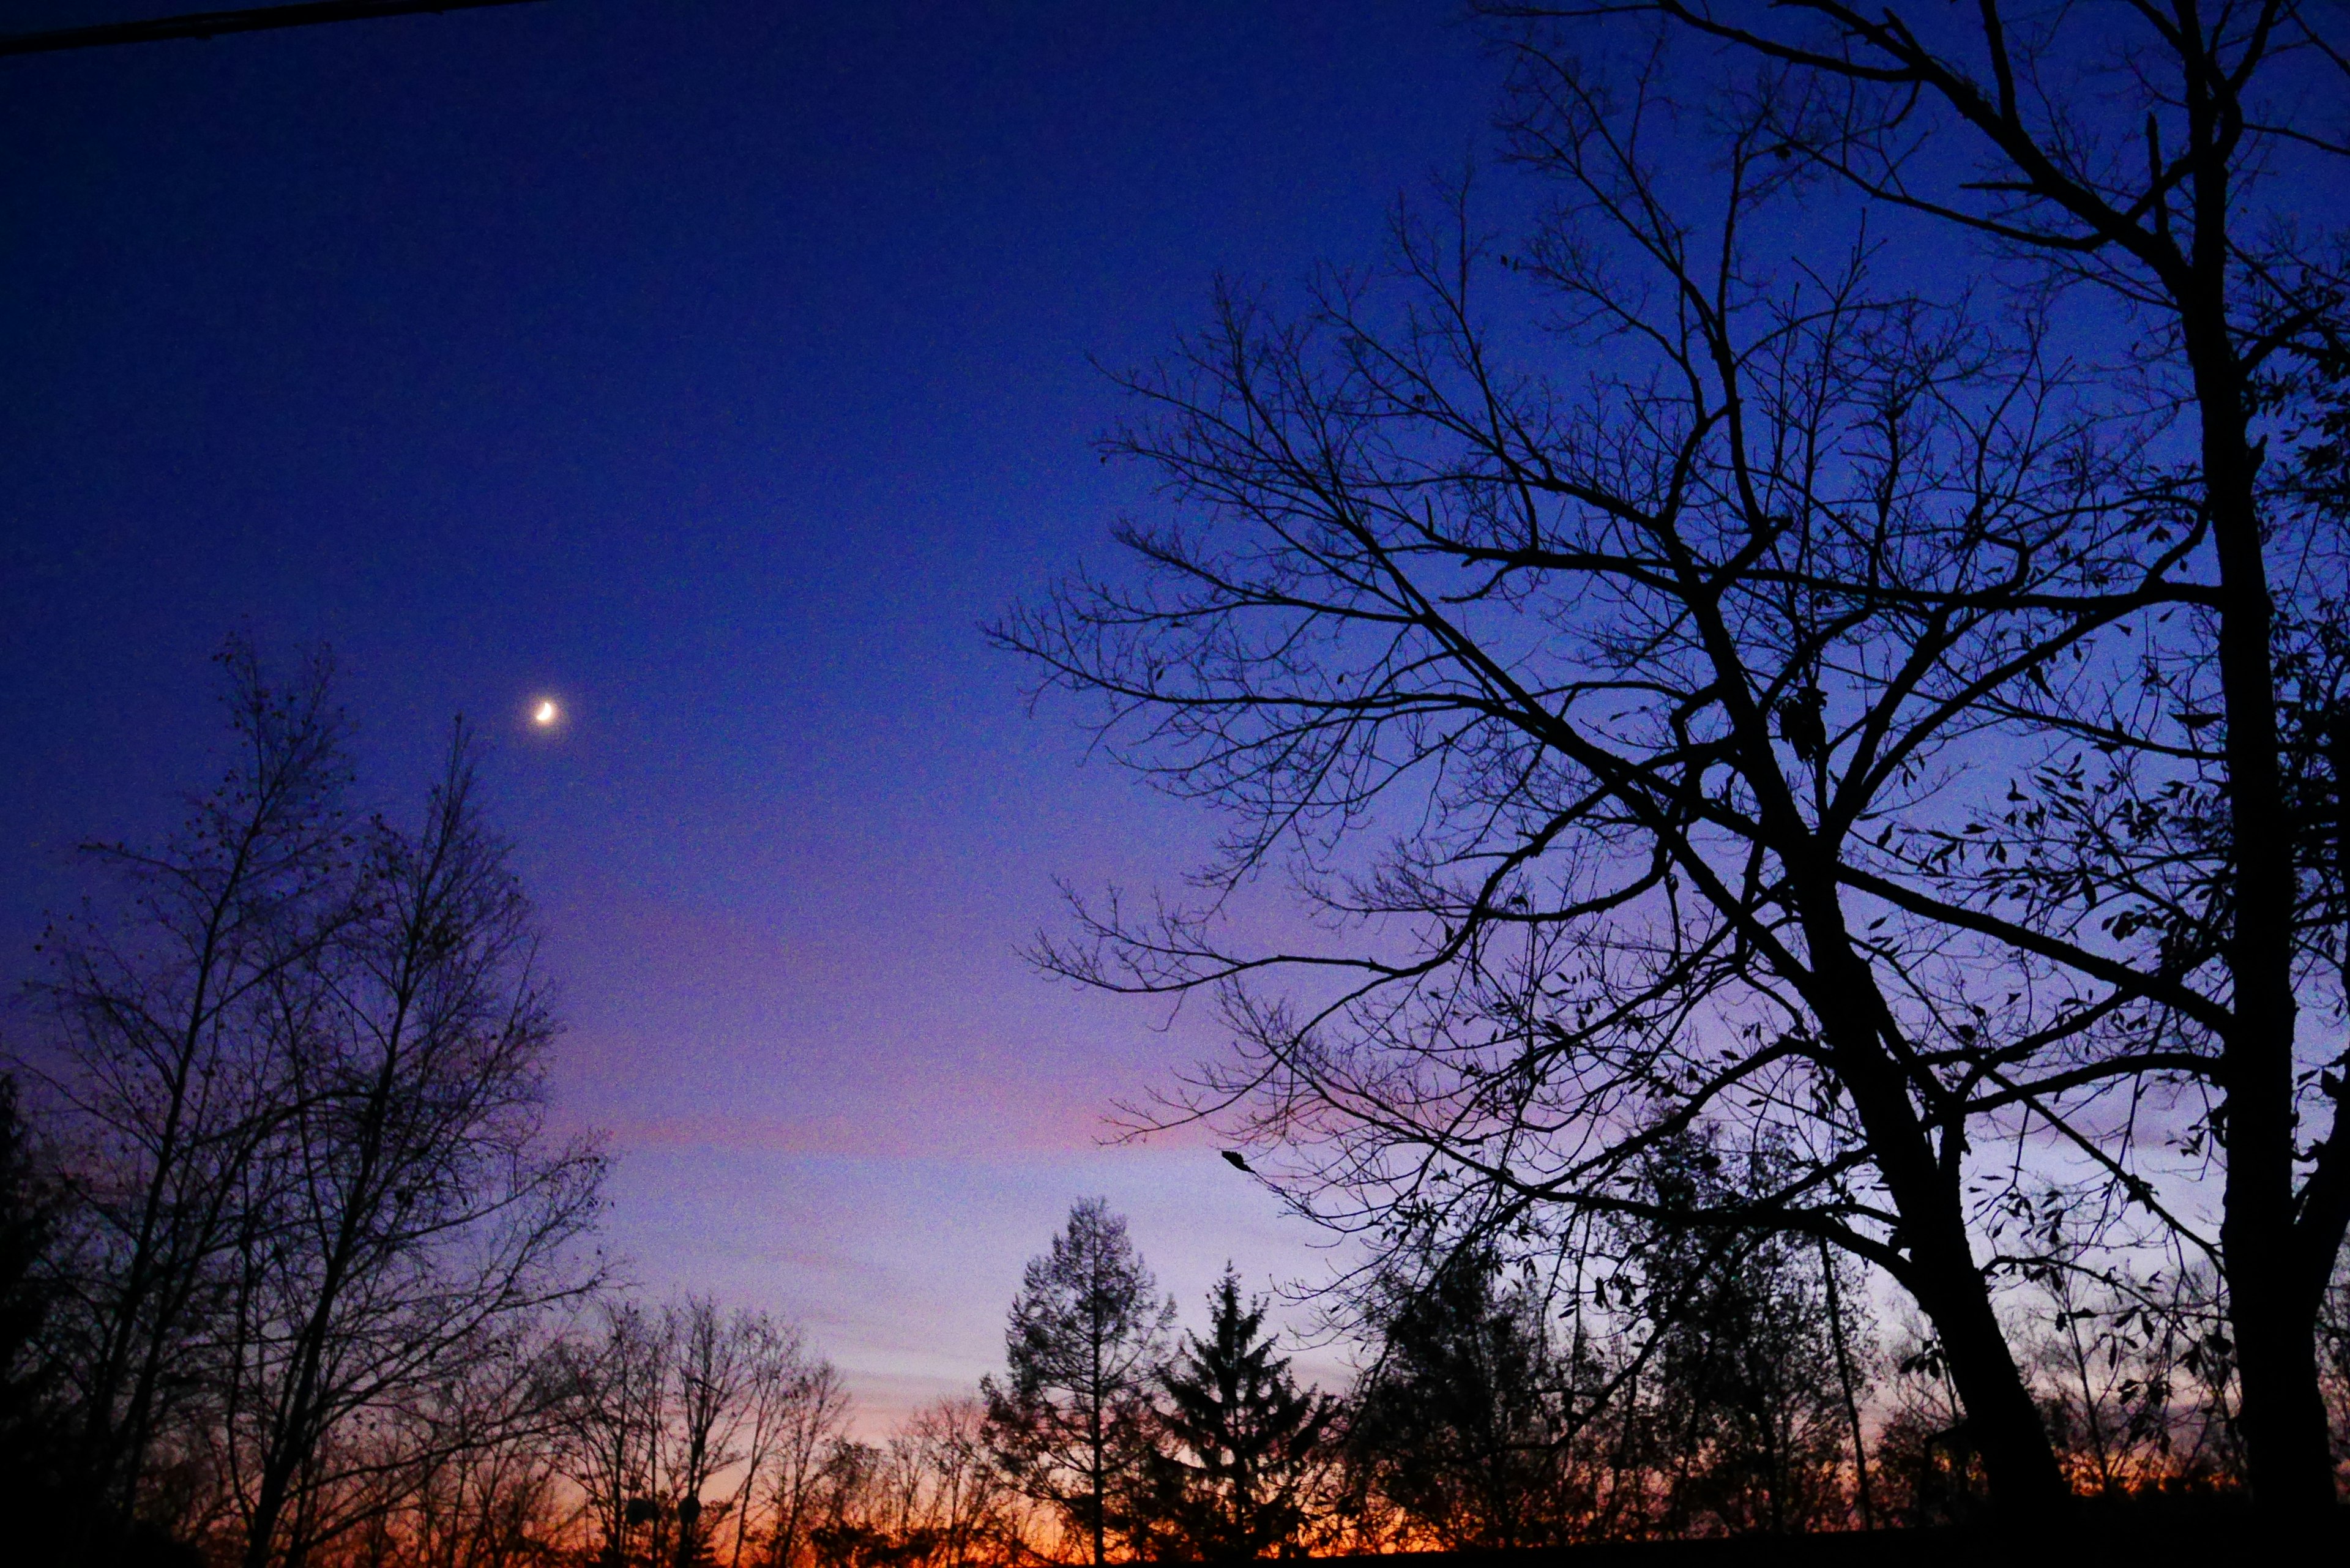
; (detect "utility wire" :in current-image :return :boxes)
[0,0,546,59]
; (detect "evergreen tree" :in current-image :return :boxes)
[1146,1269,1335,1560]
[981,1199,1172,1564]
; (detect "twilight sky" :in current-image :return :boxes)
[0,1,1501,1422]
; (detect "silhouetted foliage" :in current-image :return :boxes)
[1142,1269,1337,1560]
[982,1199,1174,1565]
[999,0,2350,1530]
[1616,1133,1862,1536]
[1346,1251,1564,1551]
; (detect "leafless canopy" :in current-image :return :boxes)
[999,3,2350,1517]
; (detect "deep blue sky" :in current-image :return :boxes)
[0,1,1500,1419]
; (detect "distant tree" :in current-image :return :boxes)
[794,1398,1024,1568]
[667,1296,755,1568]
[1346,1250,1564,1550]
[1616,1133,1861,1536]
[1144,1269,1336,1561]
[329,1331,573,1568]
[982,1199,1173,1564]
[887,1398,1023,1568]
[552,1300,676,1568]
[717,1313,832,1568]
[763,1354,852,1568]
[806,1439,888,1568]
[549,1296,851,1568]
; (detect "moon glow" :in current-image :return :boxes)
[533,700,559,727]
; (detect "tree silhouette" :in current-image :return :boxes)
[27,643,603,1566]
[1618,1133,1860,1535]
[33,640,357,1533]
[999,2,2350,1525]
[1512,1,2350,1518]
[982,1200,1173,1564]
[1144,1269,1336,1561]
[998,78,2138,1519]
[1346,1252,1564,1550]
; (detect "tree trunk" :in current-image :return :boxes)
[1819,1236,1874,1529]
[1804,890,2070,1521]
[2187,315,2336,1518]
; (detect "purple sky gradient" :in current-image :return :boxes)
[0,0,1499,1425]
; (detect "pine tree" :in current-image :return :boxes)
[1146,1270,1335,1560]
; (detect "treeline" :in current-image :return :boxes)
[965,1193,2350,1564]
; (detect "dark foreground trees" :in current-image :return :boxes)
[1339,1159,1867,1548]
[37,643,361,1529]
[1491,0,2350,1519]
[999,0,2350,1531]
[218,730,605,1568]
[1003,120,2110,1520]
[14,642,605,1566]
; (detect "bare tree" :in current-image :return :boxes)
[1483,0,2350,1518]
[762,1348,851,1568]
[20,644,607,1562]
[994,31,2212,1507]
[794,1400,1024,1568]
[719,1314,827,1568]
[892,1398,1021,1568]
[214,729,604,1568]
[26,640,355,1528]
[666,1296,753,1567]
[548,1296,852,1568]
[552,1299,674,1568]
[323,1329,576,1568]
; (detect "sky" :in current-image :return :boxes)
[0,0,1504,1423]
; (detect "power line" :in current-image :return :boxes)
[0,0,547,59]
